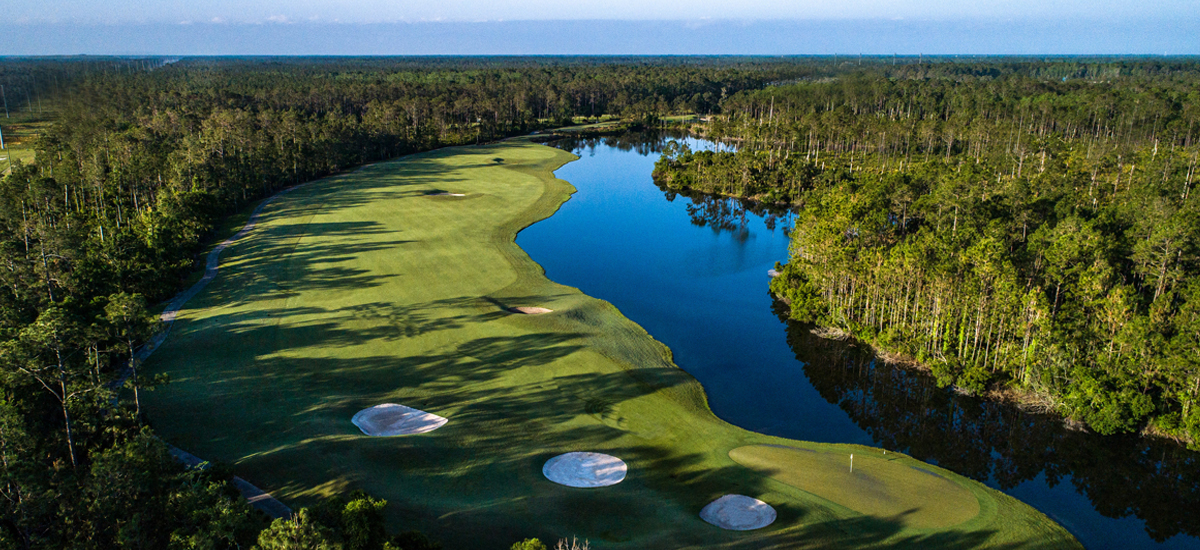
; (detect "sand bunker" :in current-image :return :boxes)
[428,192,467,197]
[542,452,627,488]
[700,494,777,531]
[351,404,447,436]
[509,306,553,315]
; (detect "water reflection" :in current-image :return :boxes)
[553,129,688,157]
[773,301,1200,542]
[541,131,1200,548]
[661,188,794,236]
[558,132,793,236]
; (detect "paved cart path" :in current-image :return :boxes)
[124,181,318,519]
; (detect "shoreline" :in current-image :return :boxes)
[793,312,1199,449]
[141,137,1080,549]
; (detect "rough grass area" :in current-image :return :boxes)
[143,138,1080,549]
[730,445,980,529]
[1,113,51,173]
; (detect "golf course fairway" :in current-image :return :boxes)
[143,138,1080,549]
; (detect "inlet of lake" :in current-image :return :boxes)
[514,133,1200,550]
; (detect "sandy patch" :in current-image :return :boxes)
[509,306,553,315]
[543,452,627,488]
[352,404,448,436]
[428,192,467,197]
[700,494,776,531]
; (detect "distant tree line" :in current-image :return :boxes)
[653,62,1200,447]
[0,56,826,548]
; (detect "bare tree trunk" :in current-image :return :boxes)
[128,340,141,418]
[56,367,77,468]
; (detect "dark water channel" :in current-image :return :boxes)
[515,133,1200,550]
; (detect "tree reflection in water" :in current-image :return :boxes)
[553,129,691,158]
[556,131,795,237]
[549,131,1199,546]
[772,299,1200,542]
[664,188,793,239]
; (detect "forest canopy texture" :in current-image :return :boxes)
[0,56,816,549]
[652,60,1200,447]
[3,55,1199,548]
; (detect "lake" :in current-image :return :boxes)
[515,132,1200,550]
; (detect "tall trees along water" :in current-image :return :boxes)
[653,63,1200,447]
[0,56,819,547]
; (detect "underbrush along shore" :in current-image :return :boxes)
[143,137,1080,549]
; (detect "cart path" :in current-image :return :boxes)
[126,180,320,519]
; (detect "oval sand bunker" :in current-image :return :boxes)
[700,494,776,530]
[543,452,627,488]
[352,404,447,436]
[509,306,553,315]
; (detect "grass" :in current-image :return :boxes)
[142,138,1080,549]
[730,445,979,529]
[0,112,52,174]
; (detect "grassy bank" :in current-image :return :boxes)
[143,138,1078,549]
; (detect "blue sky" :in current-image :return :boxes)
[10,0,1196,24]
[2,1,1198,55]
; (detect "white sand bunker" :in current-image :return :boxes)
[428,192,467,196]
[543,452,627,488]
[351,404,447,436]
[509,306,553,315]
[700,494,777,531]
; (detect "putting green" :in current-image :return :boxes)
[143,138,1080,549]
[730,445,980,529]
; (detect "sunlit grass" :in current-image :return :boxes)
[143,138,1079,549]
[730,445,980,529]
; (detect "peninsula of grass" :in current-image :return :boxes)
[142,138,1080,549]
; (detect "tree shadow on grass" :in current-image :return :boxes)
[151,318,1077,549]
[728,512,1078,550]
[146,144,1078,549]
[146,296,1078,549]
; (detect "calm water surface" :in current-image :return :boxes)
[516,134,1200,550]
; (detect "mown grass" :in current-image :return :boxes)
[730,445,980,529]
[143,138,1080,549]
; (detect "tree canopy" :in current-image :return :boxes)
[654,61,1200,447]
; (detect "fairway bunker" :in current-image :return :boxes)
[143,140,1078,549]
[509,306,553,315]
[351,404,448,436]
[542,452,627,488]
[700,495,777,531]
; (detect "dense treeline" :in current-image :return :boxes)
[9,54,1196,546]
[0,56,824,548]
[778,312,1200,542]
[654,62,1200,447]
